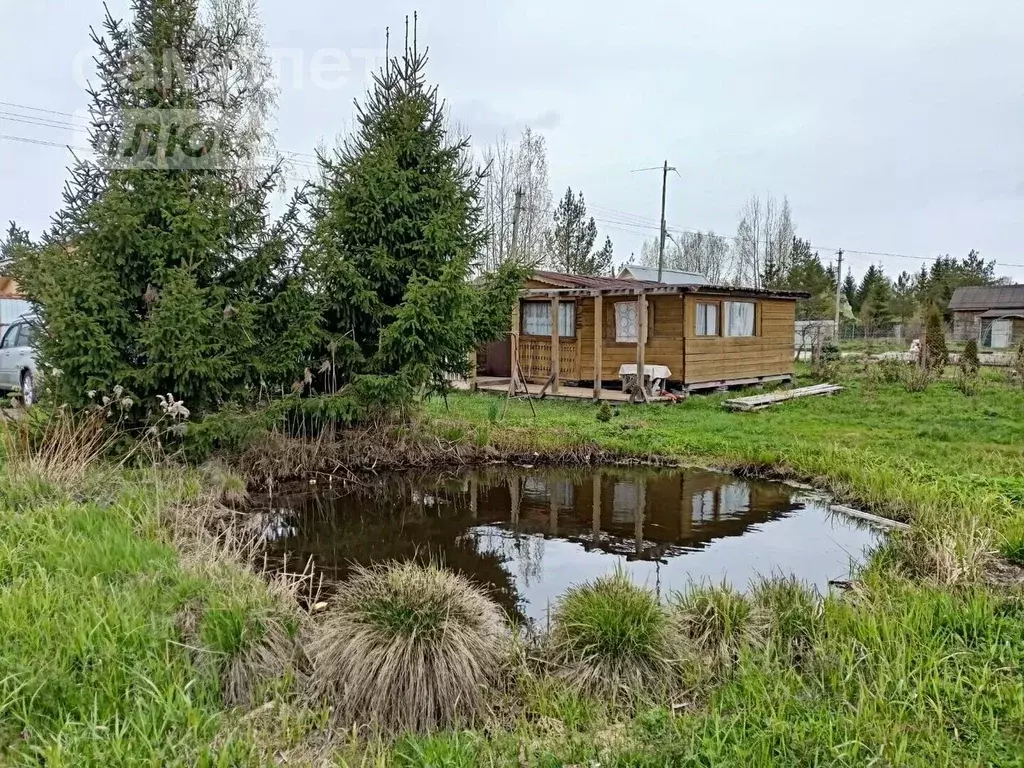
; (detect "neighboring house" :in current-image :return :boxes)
[948,285,1024,349]
[617,264,706,285]
[479,270,808,397]
[0,276,31,335]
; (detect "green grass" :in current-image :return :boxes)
[0,469,302,766]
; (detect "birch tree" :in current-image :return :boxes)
[479,127,552,270]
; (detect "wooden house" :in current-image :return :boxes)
[478,270,808,401]
[948,284,1024,349]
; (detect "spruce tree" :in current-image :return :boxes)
[923,304,949,370]
[0,222,33,274]
[548,187,611,275]
[306,22,515,404]
[14,0,312,417]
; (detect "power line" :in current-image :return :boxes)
[4,99,1023,271]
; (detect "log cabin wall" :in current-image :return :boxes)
[681,293,797,384]
[578,294,685,383]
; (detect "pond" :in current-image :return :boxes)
[257,467,882,626]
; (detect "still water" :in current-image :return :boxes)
[258,467,881,625]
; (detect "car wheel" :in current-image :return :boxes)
[20,370,34,407]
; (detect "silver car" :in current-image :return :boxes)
[0,316,38,405]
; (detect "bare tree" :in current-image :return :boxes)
[479,127,552,270]
[202,0,278,176]
[734,193,795,288]
[639,230,732,284]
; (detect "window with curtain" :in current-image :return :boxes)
[615,301,638,342]
[521,301,575,337]
[724,301,756,337]
[696,302,719,336]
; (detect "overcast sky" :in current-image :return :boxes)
[2,0,1023,281]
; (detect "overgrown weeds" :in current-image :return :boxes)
[672,583,766,673]
[308,561,509,734]
[546,570,678,703]
[886,514,997,587]
[0,406,120,496]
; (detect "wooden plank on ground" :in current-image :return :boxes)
[723,383,843,411]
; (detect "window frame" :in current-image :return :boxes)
[612,299,654,344]
[1,324,22,350]
[520,300,576,339]
[723,300,757,338]
[695,301,721,337]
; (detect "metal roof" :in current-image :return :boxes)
[948,284,1024,312]
[617,264,707,285]
[527,271,809,300]
[532,271,665,291]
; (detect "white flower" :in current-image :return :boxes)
[49,367,63,378]
[113,384,124,398]
[87,390,96,399]
[102,396,111,406]
[120,397,134,409]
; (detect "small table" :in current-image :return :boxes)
[618,364,672,396]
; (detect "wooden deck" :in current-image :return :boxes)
[455,377,671,403]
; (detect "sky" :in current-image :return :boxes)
[2,0,1023,282]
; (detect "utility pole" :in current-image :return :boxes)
[834,248,844,342]
[510,187,523,262]
[657,160,674,283]
[632,161,677,282]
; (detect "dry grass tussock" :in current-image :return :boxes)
[672,583,769,671]
[157,474,317,709]
[308,561,510,734]
[889,514,998,587]
[546,570,679,702]
[0,406,123,494]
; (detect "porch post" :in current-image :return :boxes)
[550,296,560,395]
[593,292,604,400]
[510,300,521,377]
[634,291,648,402]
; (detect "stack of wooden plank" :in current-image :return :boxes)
[723,383,844,412]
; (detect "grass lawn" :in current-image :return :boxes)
[0,465,311,766]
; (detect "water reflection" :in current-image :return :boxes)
[258,467,880,624]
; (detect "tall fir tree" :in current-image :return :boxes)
[842,270,858,314]
[0,222,33,274]
[547,187,611,275]
[13,0,312,417]
[306,20,519,403]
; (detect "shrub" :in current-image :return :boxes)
[672,584,766,669]
[954,366,978,396]
[923,305,949,370]
[810,341,841,382]
[596,402,613,423]
[547,571,677,701]
[901,364,933,393]
[874,358,906,384]
[309,562,508,733]
[961,338,981,374]
[1014,339,1024,388]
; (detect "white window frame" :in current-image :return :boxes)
[521,301,575,338]
[724,301,756,337]
[696,302,719,336]
[614,300,654,343]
